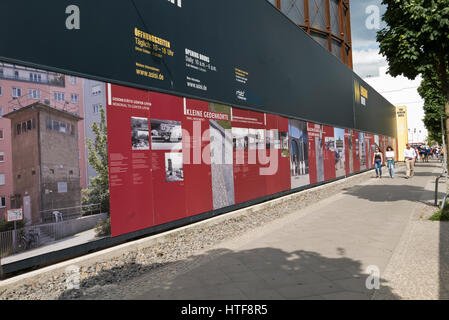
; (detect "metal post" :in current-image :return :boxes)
[441,115,447,172]
[13,221,16,251]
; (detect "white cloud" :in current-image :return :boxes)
[352,48,387,78]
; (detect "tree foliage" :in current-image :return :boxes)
[377,0,449,92]
[82,106,109,214]
[418,74,446,144]
[377,0,449,167]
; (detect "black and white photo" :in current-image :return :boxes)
[165,152,184,182]
[151,119,182,150]
[131,117,150,150]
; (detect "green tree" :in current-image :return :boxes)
[377,0,449,170]
[418,75,446,144]
[83,106,109,214]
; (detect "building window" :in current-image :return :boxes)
[0,108,3,117]
[92,85,102,96]
[93,104,101,114]
[0,86,2,96]
[54,92,65,102]
[28,89,41,100]
[0,129,3,140]
[50,169,54,174]
[0,174,5,186]
[16,124,21,135]
[12,87,22,98]
[0,197,6,208]
[69,76,77,85]
[46,117,52,130]
[0,69,3,77]
[29,73,42,83]
[0,152,4,162]
[71,94,79,103]
[52,120,60,131]
[14,71,19,79]
[58,182,68,193]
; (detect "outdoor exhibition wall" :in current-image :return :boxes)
[0,0,396,137]
[0,0,398,239]
[107,83,397,237]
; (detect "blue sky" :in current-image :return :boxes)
[350,0,388,78]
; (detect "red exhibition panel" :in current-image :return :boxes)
[264,114,290,195]
[366,133,372,169]
[277,115,291,193]
[307,122,322,185]
[344,129,352,175]
[182,98,214,217]
[150,92,187,226]
[322,125,336,181]
[107,84,153,237]
[353,130,360,173]
[232,108,267,204]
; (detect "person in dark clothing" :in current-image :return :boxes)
[373,146,383,178]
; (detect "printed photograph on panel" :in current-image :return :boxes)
[348,130,354,173]
[232,127,249,150]
[165,152,184,182]
[248,129,265,150]
[0,61,112,262]
[209,103,235,210]
[150,119,182,150]
[334,128,346,177]
[359,132,366,170]
[131,117,150,150]
[289,119,310,188]
[266,130,277,150]
[280,132,289,157]
[316,126,325,182]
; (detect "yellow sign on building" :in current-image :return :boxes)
[395,106,408,161]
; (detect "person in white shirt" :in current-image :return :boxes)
[385,146,395,178]
[404,143,416,178]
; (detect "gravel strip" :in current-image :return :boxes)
[0,169,378,300]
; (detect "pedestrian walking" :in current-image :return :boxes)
[404,143,416,178]
[385,146,395,178]
[373,146,383,178]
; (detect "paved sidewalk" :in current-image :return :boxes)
[86,162,446,300]
[1,229,98,265]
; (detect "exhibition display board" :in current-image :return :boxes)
[0,1,399,268]
[106,84,396,237]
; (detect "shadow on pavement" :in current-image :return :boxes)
[342,184,444,204]
[57,247,400,300]
[343,163,443,204]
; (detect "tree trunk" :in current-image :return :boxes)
[445,98,449,178]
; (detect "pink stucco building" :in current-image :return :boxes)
[0,62,86,221]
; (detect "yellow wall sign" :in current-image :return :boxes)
[360,86,368,99]
[395,106,408,161]
[354,80,360,104]
[354,80,368,106]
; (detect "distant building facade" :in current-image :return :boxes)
[4,103,82,224]
[83,79,107,188]
[0,62,86,219]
